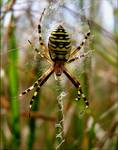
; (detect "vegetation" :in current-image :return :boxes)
[1,0,118,150]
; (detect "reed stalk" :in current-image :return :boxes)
[8,15,20,149]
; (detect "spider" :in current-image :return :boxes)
[19,9,91,116]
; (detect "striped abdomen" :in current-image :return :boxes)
[48,25,71,62]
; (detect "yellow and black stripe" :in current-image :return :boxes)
[48,25,71,61]
[77,85,89,108]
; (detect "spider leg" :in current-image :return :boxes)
[63,67,89,108]
[28,40,52,64]
[38,9,51,61]
[19,81,38,97]
[29,85,40,117]
[29,67,54,116]
[28,40,44,58]
[38,24,50,59]
[67,50,92,64]
[19,67,54,97]
[68,30,90,61]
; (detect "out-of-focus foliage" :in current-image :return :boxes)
[0,0,118,150]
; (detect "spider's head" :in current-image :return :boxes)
[48,25,71,62]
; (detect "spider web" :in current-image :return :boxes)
[1,1,94,124]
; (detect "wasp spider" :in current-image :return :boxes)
[20,9,91,116]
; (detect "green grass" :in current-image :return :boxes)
[8,15,20,149]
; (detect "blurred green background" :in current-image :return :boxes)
[0,0,118,150]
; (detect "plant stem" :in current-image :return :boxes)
[8,15,20,149]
